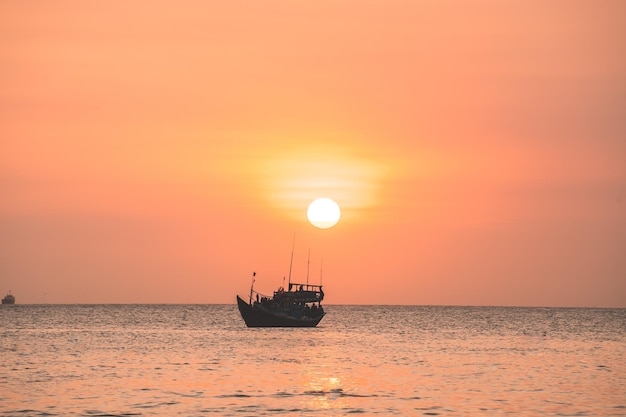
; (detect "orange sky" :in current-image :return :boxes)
[1,1,625,306]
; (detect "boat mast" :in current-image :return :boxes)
[320,259,323,286]
[306,248,310,286]
[287,235,295,289]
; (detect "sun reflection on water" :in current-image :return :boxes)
[304,375,350,411]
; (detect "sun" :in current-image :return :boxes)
[307,198,341,229]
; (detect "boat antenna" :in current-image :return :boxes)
[288,235,295,290]
[320,259,323,286]
[306,248,310,286]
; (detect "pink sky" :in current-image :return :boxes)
[1,1,625,306]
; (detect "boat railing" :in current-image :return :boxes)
[288,282,323,293]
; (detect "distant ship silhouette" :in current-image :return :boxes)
[2,291,15,305]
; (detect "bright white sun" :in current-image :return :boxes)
[307,198,341,229]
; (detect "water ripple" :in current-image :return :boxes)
[1,305,624,416]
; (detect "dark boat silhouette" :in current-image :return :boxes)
[237,281,325,327]
[236,245,326,327]
[2,292,15,305]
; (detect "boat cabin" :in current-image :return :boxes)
[251,282,324,319]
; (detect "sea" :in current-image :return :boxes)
[1,305,625,416]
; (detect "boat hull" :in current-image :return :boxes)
[236,295,324,327]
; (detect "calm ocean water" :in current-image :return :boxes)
[1,305,625,416]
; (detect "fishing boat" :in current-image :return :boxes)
[236,246,326,327]
[2,292,15,305]
[237,280,325,327]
